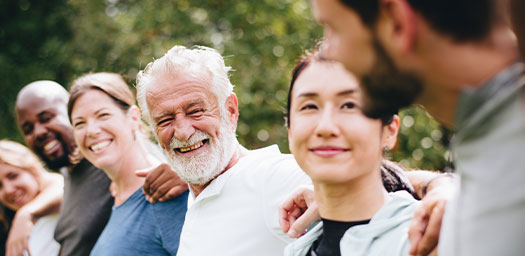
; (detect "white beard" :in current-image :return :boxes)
[162,116,238,185]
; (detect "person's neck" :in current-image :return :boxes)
[314,171,389,222]
[108,142,151,206]
[416,26,519,127]
[189,145,248,198]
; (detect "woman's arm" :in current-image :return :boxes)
[6,172,63,256]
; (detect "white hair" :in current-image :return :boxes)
[136,45,234,126]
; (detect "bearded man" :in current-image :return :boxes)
[136,45,452,256]
[311,0,525,255]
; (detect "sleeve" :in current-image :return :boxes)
[260,155,312,244]
[154,190,189,255]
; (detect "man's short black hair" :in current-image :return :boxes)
[340,0,495,42]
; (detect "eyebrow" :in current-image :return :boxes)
[36,110,51,119]
[297,89,356,98]
[187,100,205,109]
[94,108,109,115]
[71,107,109,122]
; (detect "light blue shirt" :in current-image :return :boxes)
[284,191,419,256]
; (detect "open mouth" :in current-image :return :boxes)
[175,139,208,153]
[42,139,61,155]
[43,140,58,151]
[89,140,112,153]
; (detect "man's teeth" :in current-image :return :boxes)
[90,141,111,152]
[178,141,204,153]
[44,140,59,152]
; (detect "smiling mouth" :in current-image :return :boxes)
[43,140,59,153]
[89,140,112,153]
[8,191,24,207]
[175,139,208,153]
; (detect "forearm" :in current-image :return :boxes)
[20,172,63,221]
[406,170,455,199]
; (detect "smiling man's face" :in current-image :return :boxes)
[16,86,75,170]
[146,71,237,185]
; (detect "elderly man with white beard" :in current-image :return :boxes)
[136,45,446,256]
[136,45,312,256]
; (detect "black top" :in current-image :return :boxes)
[309,218,371,256]
[54,159,114,256]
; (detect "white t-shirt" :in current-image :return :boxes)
[26,214,61,256]
[176,145,311,256]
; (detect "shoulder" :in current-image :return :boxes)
[153,190,189,212]
[242,145,305,178]
[340,191,418,256]
[151,190,188,225]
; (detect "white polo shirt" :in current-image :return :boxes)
[176,145,311,256]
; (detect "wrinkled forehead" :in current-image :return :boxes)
[146,68,213,98]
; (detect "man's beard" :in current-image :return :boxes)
[360,38,423,119]
[162,116,238,185]
[35,135,72,171]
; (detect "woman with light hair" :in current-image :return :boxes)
[67,72,188,256]
[0,139,62,256]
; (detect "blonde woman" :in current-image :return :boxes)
[0,140,62,256]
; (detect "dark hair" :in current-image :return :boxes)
[381,159,419,199]
[286,51,394,127]
[339,0,496,42]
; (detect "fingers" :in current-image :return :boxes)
[143,164,172,196]
[408,206,428,255]
[156,184,188,203]
[278,208,292,233]
[288,205,320,238]
[279,186,318,238]
[135,169,151,177]
[143,164,188,203]
[141,165,165,196]
[279,194,301,233]
[415,200,445,256]
[146,182,170,203]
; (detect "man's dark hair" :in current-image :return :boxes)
[340,0,495,42]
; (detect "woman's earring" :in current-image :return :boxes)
[383,146,389,154]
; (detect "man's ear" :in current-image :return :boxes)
[224,94,239,130]
[376,0,418,53]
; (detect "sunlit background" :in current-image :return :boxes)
[0,0,452,171]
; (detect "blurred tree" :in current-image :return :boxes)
[0,0,450,172]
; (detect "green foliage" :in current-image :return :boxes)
[0,0,450,171]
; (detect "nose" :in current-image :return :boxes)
[173,118,195,142]
[315,106,339,138]
[34,122,48,141]
[86,120,101,138]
